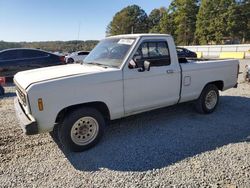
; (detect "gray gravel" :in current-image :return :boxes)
[1,62,250,187]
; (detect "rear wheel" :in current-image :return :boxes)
[0,86,5,96]
[58,107,105,152]
[195,84,219,114]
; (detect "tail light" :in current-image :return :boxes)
[59,56,66,64]
[0,77,6,85]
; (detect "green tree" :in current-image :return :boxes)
[236,0,250,42]
[0,40,99,52]
[158,9,176,38]
[0,41,22,51]
[226,1,245,43]
[195,0,213,44]
[195,0,241,44]
[148,7,167,33]
[106,5,148,36]
[170,0,199,45]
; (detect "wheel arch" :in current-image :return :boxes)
[196,80,223,101]
[204,80,224,91]
[55,101,111,124]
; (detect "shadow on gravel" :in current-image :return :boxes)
[55,95,250,172]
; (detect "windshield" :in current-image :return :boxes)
[84,38,135,68]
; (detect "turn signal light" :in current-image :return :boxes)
[38,98,44,111]
[60,56,66,64]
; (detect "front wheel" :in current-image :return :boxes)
[58,107,105,152]
[195,84,219,114]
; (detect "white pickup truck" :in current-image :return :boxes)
[14,34,239,152]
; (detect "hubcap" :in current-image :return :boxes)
[70,117,99,146]
[205,90,217,110]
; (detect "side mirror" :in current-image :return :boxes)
[128,59,137,69]
[138,61,151,72]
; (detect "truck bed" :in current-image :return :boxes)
[179,59,239,103]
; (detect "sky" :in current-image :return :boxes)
[0,0,171,42]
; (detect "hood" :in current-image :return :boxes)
[14,64,104,89]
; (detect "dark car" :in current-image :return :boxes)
[176,47,197,58]
[0,48,65,78]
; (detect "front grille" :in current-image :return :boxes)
[15,84,26,106]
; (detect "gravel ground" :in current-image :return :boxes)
[0,60,250,187]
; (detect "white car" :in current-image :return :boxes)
[65,51,89,64]
[14,34,239,152]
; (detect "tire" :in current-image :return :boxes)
[0,86,5,96]
[195,84,219,114]
[58,107,105,152]
[67,58,74,64]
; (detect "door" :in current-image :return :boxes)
[123,40,181,115]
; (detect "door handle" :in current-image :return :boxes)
[166,69,174,74]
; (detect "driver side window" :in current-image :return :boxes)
[132,41,171,68]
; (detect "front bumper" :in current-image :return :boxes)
[14,98,38,135]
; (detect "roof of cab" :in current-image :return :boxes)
[106,33,171,39]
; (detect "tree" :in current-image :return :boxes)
[195,0,241,44]
[234,0,250,43]
[226,1,245,43]
[106,5,148,36]
[0,41,22,51]
[0,40,99,52]
[195,0,213,44]
[148,7,167,33]
[169,0,199,45]
[158,9,176,38]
